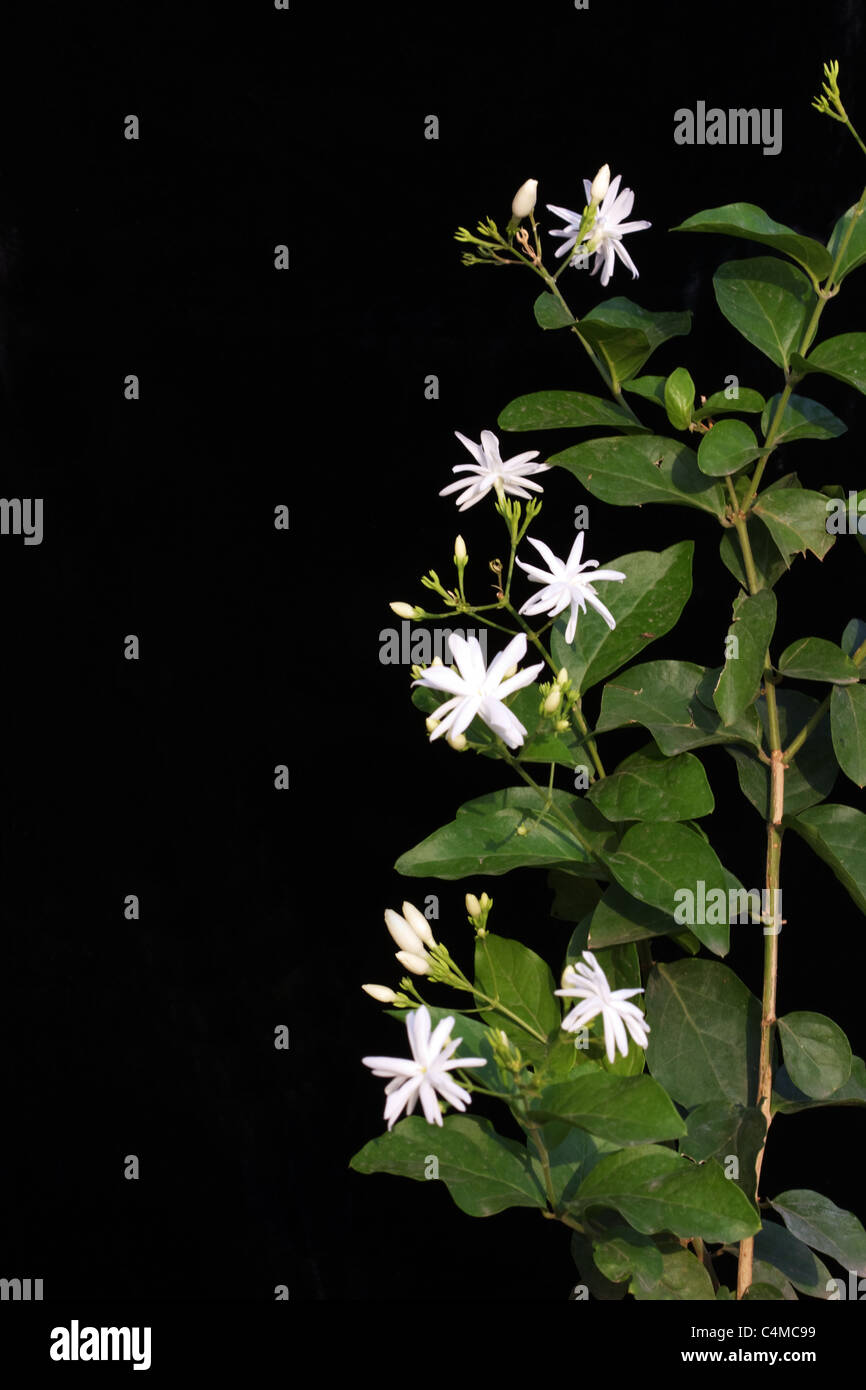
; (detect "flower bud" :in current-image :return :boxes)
[479,893,492,911]
[454,534,467,563]
[447,732,468,751]
[384,907,427,957]
[590,164,610,204]
[362,983,399,1004]
[503,665,518,680]
[425,715,440,733]
[543,687,562,715]
[511,178,538,220]
[555,718,570,732]
[557,667,569,686]
[516,824,528,837]
[395,950,431,976]
[401,901,437,950]
[465,893,482,920]
[390,602,419,620]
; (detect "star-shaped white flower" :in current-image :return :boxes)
[362,1005,487,1130]
[440,429,551,512]
[413,631,544,749]
[516,532,626,644]
[547,172,651,286]
[556,950,650,1064]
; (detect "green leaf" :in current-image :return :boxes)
[713,589,777,726]
[492,685,587,767]
[771,1190,866,1275]
[579,297,691,387]
[548,871,603,923]
[777,636,860,683]
[792,333,866,398]
[713,257,814,370]
[673,203,832,280]
[842,619,866,658]
[592,1228,665,1293]
[743,1282,786,1301]
[761,392,847,445]
[395,786,618,880]
[497,389,634,433]
[622,374,666,408]
[772,1055,866,1114]
[549,434,725,518]
[597,659,762,756]
[645,959,762,1108]
[571,1145,760,1242]
[827,203,866,285]
[754,1219,834,1298]
[474,934,561,1056]
[786,804,866,915]
[587,746,714,823]
[349,1114,544,1217]
[533,291,574,330]
[727,689,837,818]
[693,387,765,420]
[586,882,700,952]
[664,367,695,431]
[606,822,731,955]
[531,1070,686,1146]
[719,515,788,591]
[752,480,836,561]
[776,1012,852,1099]
[550,541,694,696]
[697,419,764,477]
[529,1123,617,1207]
[570,1232,627,1300]
[831,684,866,788]
[631,1247,715,1301]
[681,1101,765,1200]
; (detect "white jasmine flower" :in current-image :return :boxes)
[547,172,651,286]
[556,950,650,1064]
[412,632,544,749]
[512,177,538,219]
[362,1005,487,1130]
[440,430,550,512]
[517,532,626,644]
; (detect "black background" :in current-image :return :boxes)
[0,0,862,1336]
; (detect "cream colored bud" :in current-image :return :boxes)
[503,665,518,680]
[516,825,528,836]
[401,901,437,949]
[390,602,419,620]
[557,667,569,686]
[555,718,570,732]
[384,907,427,957]
[454,534,467,563]
[395,950,431,976]
[425,715,440,734]
[511,178,538,219]
[362,984,399,1004]
[447,732,468,751]
[465,893,482,919]
[543,688,562,715]
[590,164,610,203]
[479,893,492,910]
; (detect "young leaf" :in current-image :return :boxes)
[645,959,762,1108]
[827,203,866,285]
[586,746,714,823]
[693,387,765,420]
[697,418,764,476]
[349,1114,545,1217]
[713,589,777,726]
[776,1011,852,1099]
[533,291,574,330]
[673,203,833,280]
[831,683,866,788]
[549,540,694,696]
[622,374,666,408]
[771,1190,866,1275]
[663,367,695,431]
[713,257,813,370]
[549,434,725,517]
[785,803,866,915]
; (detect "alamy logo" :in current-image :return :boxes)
[49,1320,151,1372]
[674,881,783,935]
[379,621,489,666]
[674,102,782,156]
[0,1276,43,1299]
[0,498,43,545]
[826,492,866,535]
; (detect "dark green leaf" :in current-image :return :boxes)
[752,480,836,561]
[474,934,561,1057]
[693,386,765,420]
[533,291,574,330]
[550,434,725,517]
[606,822,731,955]
[593,1228,665,1292]
[792,333,866,398]
[713,257,813,370]
[587,746,714,823]
[597,659,762,755]
[550,541,693,697]
[498,389,634,433]
[831,684,866,788]
[349,1114,544,1217]
[579,297,691,387]
[622,374,666,407]
[771,1190,866,1275]
[777,1012,852,1099]
[842,619,866,658]
[761,392,847,445]
[713,589,776,726]
[777,636,860,683]
[754,1219,833,1298]
[548,871,603,923]
[785,804,866,914]
[772,1055,866,1114]
[727,689,837,818]
[674,203,832,279]
[719,516,788,591]
[827,203,866,285]
[631,1247,715,1300]
[680,1100,765,1199]
[529,1123,617,1207]
[645,959,762,1108]
[531,1070,686,1145]
[587,882,700,952]
[698,419,764,476]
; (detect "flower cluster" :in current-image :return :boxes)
[546,164,652,286]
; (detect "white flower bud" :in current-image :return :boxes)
[384,907,427,957]
[465,893,482,919]
[395,950,431,976]
[425,715,440,733]
[362,984,399,1004]
[401,901,437,949]
[555,718,570,732]
[543,688,562,715]
[511,178,538,219]
[454,535,467,563]
[590,164,610,204]
[390,602,419,620]
[557,667,569,686]
[447,732,468,751]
